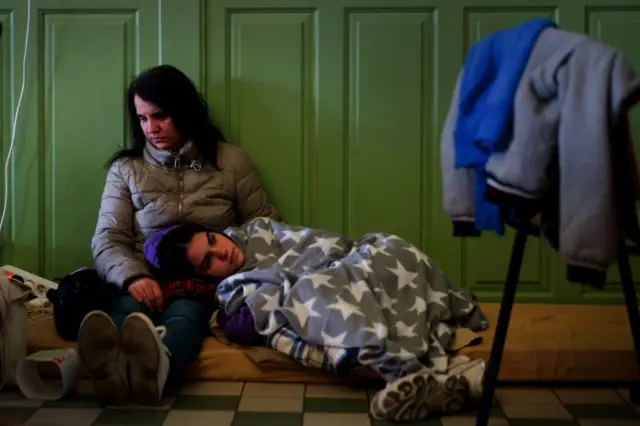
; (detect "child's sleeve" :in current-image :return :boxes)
[216,304,265,346]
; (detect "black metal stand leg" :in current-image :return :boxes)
[617,243,640,404]
[475,226,529,426]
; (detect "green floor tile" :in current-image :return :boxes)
[232,412,301,426]
[93,408,169,425]
[171,395,239,411]
[509,420,578,426]
[456,401,506,418]
[304,397,369,413]
[42,393,103,409]
[371,418,442,426]
[0,407,39,422]
[564,403,640,419]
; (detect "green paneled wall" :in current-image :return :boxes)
[1,0,640,304]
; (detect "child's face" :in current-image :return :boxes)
[185,231,244,278]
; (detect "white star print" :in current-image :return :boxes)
[368,245,392,257]
[327,296,365,321]
[261,312,281,334]
[321,330,347,346]
[449,289,467,300]
[308,274,334,290]
[259,292,280,313]
[282,278,292,296]
[279,248,300,265]
[281,229,307,243]
[460,302,475,314]
[387,259,419,289]
[408,296,427,315]
[375,288,398,315]
[354,259,373,275]
[348,280,369,302]
[253,227,275,245]
[363,321,387,340]
[383,235,403,243]
[403,244,432,268]
[285,297,321,328]
[427,284,448,308]
[386,348,415,360]
[435,323,451,338]
[255,253,276,263]
[308,236,342,256]
[395,321,418,338]
[418,338,429,353]
[242,283,256,297]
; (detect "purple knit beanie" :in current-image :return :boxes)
[143,224,187,269]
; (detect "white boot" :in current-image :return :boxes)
[120,312,171,406]
[369,356,484,422]
[447,355,486,399]
[76,310,128,405]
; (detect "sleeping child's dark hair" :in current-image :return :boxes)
[144,222,232,278]
[154,223,208,276]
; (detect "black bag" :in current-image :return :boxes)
[49,267,121,341]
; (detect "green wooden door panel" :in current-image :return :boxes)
[205,6,317,227]
[202,1,443,264]
[0,0,160,279]
[344,11,435,250]
[0,0,41,276]
[42,12,141,279]
[579,9,640,303]
[0,12,11,266]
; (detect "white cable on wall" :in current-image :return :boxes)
[0,0,32,235]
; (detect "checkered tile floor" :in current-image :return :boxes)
[1,381,639,425]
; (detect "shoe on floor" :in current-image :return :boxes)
[369,369,471,422]
[76,310,128,405]
[447,356,486,399]
[120,312,170,406]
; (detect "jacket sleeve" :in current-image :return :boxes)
[234,149,281,223]
[556,45,640,278]
[91,160,151,288]
[441,70,478,235]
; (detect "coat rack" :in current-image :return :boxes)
[473,213,640,426]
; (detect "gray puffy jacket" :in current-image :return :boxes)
[91,140,280,287]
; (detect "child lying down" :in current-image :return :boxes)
[144,216,489,422]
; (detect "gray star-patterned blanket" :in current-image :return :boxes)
[216,217,489,382]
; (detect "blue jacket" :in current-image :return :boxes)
[453,18,557,233]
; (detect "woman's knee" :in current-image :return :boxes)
[162,298,212,323]
[163,313,208,340]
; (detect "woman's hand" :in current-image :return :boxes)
[128,277,164,311]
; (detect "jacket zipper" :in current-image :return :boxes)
[177,159,184,221]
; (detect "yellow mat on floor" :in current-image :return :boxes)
[27,303,640,383]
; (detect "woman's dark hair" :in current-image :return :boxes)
[107,65,226,168]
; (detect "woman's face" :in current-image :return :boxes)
[134,95,183,151]
[185,231,245,278]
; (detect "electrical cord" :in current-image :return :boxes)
[0,0,32,234]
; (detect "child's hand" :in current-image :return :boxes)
[128,277,164,311]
